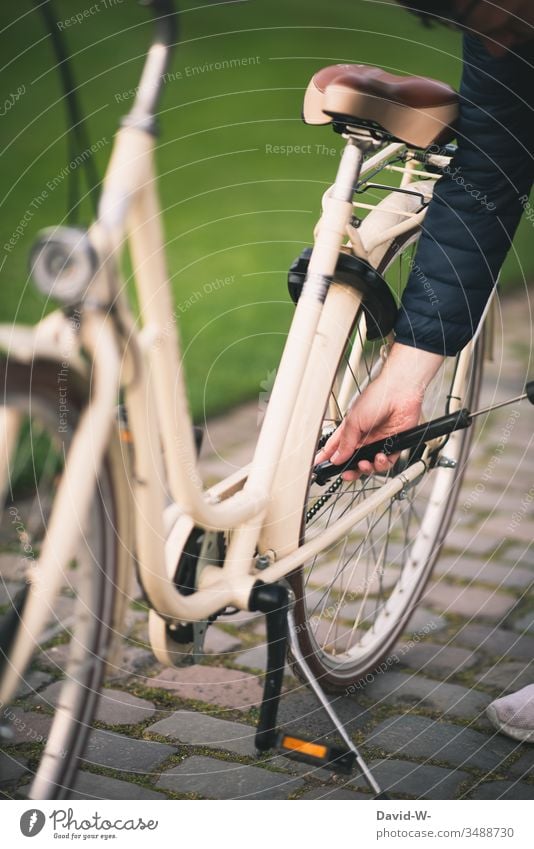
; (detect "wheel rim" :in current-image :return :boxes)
[290,238,484,686]
[0,364,116,798]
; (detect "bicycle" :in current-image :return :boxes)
[0,0,492,799]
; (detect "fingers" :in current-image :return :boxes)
[341,451,399,482]
[330,423,362,466]
[314,426,342,465]
[314,420,363,471]
[315,424,396,480]
[372,452,396,474]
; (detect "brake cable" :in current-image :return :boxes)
[32,0,100,222]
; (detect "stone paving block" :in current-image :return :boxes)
[422,581,515,622]
[250,625,339,671]
[83,728,176,774]
[0,581,21,607]
[457,489,523,517]
[124,608,149,634]
[0,753,28,786]
[298,786,370,800]
[157,755,304,799]
[145,709,333,779]
[470,780,534,800]
[146,710,257,757]
[360,670,491,722]
[32,683,156,726]
[475,661,534,694]
[504,543,533,568]
[464,476,532,504]
[482,516,533,544]
[68,771,166,800]
[512,611,534,634]
[15,670,52,699]
[434,556,534,590]
[351,758,470,800]
[252,621,267,639]
[95,690,157,726]
[396,642,479,676]
[105,645,156,680]
[453,623,534,661]
[442,530,498,557]
[204,626,242,655]
[0,553,26,581]
[264,754,334,781]
[507,749,534,779]
[4,710,52,745]
[37,641,73,672]
[366,715,517,772]
[40,642,154,679]
[220,608,261,626]
[38,596,76,644]
[277,688,372,739]
[310,562,400,594]
[233,644,267,671]
[405,607,447,635]
[144,665,263,710]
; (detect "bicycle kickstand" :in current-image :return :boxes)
[248,581,390,799]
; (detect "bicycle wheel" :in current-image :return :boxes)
[289,233,485,691]
[0,358,119,798]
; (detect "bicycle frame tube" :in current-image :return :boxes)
[102,128,365,531]
[0,310,121,706]
[96,124,468,619]
[36,99,465,624]
[72,120,365,616]
[98,126,356,533]
[0,128,462,626]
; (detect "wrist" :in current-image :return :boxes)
[378,342,444,399]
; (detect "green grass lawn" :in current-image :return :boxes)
[1,0,532,417]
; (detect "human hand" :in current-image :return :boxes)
[314,342,444,481]
[314,378,424,480]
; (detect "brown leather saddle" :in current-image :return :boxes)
[303,64,458,148]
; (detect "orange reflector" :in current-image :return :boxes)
[281,736,328,759]
[119,429,134,443]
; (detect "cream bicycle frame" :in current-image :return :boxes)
[0,41,489,704]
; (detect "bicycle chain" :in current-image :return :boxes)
[305,430,343,524]
[305,475,343,523]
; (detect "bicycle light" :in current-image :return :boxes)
[29,227,98,306]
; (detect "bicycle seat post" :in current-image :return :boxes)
[302,134,372,306]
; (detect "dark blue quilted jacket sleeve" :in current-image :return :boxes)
[394,35,534,356]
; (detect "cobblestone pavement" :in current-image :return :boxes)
[2,289,534,801]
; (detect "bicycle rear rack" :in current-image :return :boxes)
[248,581,389,798]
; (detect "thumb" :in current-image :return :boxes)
[330,421,362,465]
[314,427,342,465]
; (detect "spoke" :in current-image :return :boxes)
[295,228,477,675]
[307,500,395,624]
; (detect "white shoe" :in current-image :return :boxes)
[486,684,534,742]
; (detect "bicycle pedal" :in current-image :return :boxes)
[276,732,356,775]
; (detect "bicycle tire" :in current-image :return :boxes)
[288,231,485,692]
[0,357,120,798]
